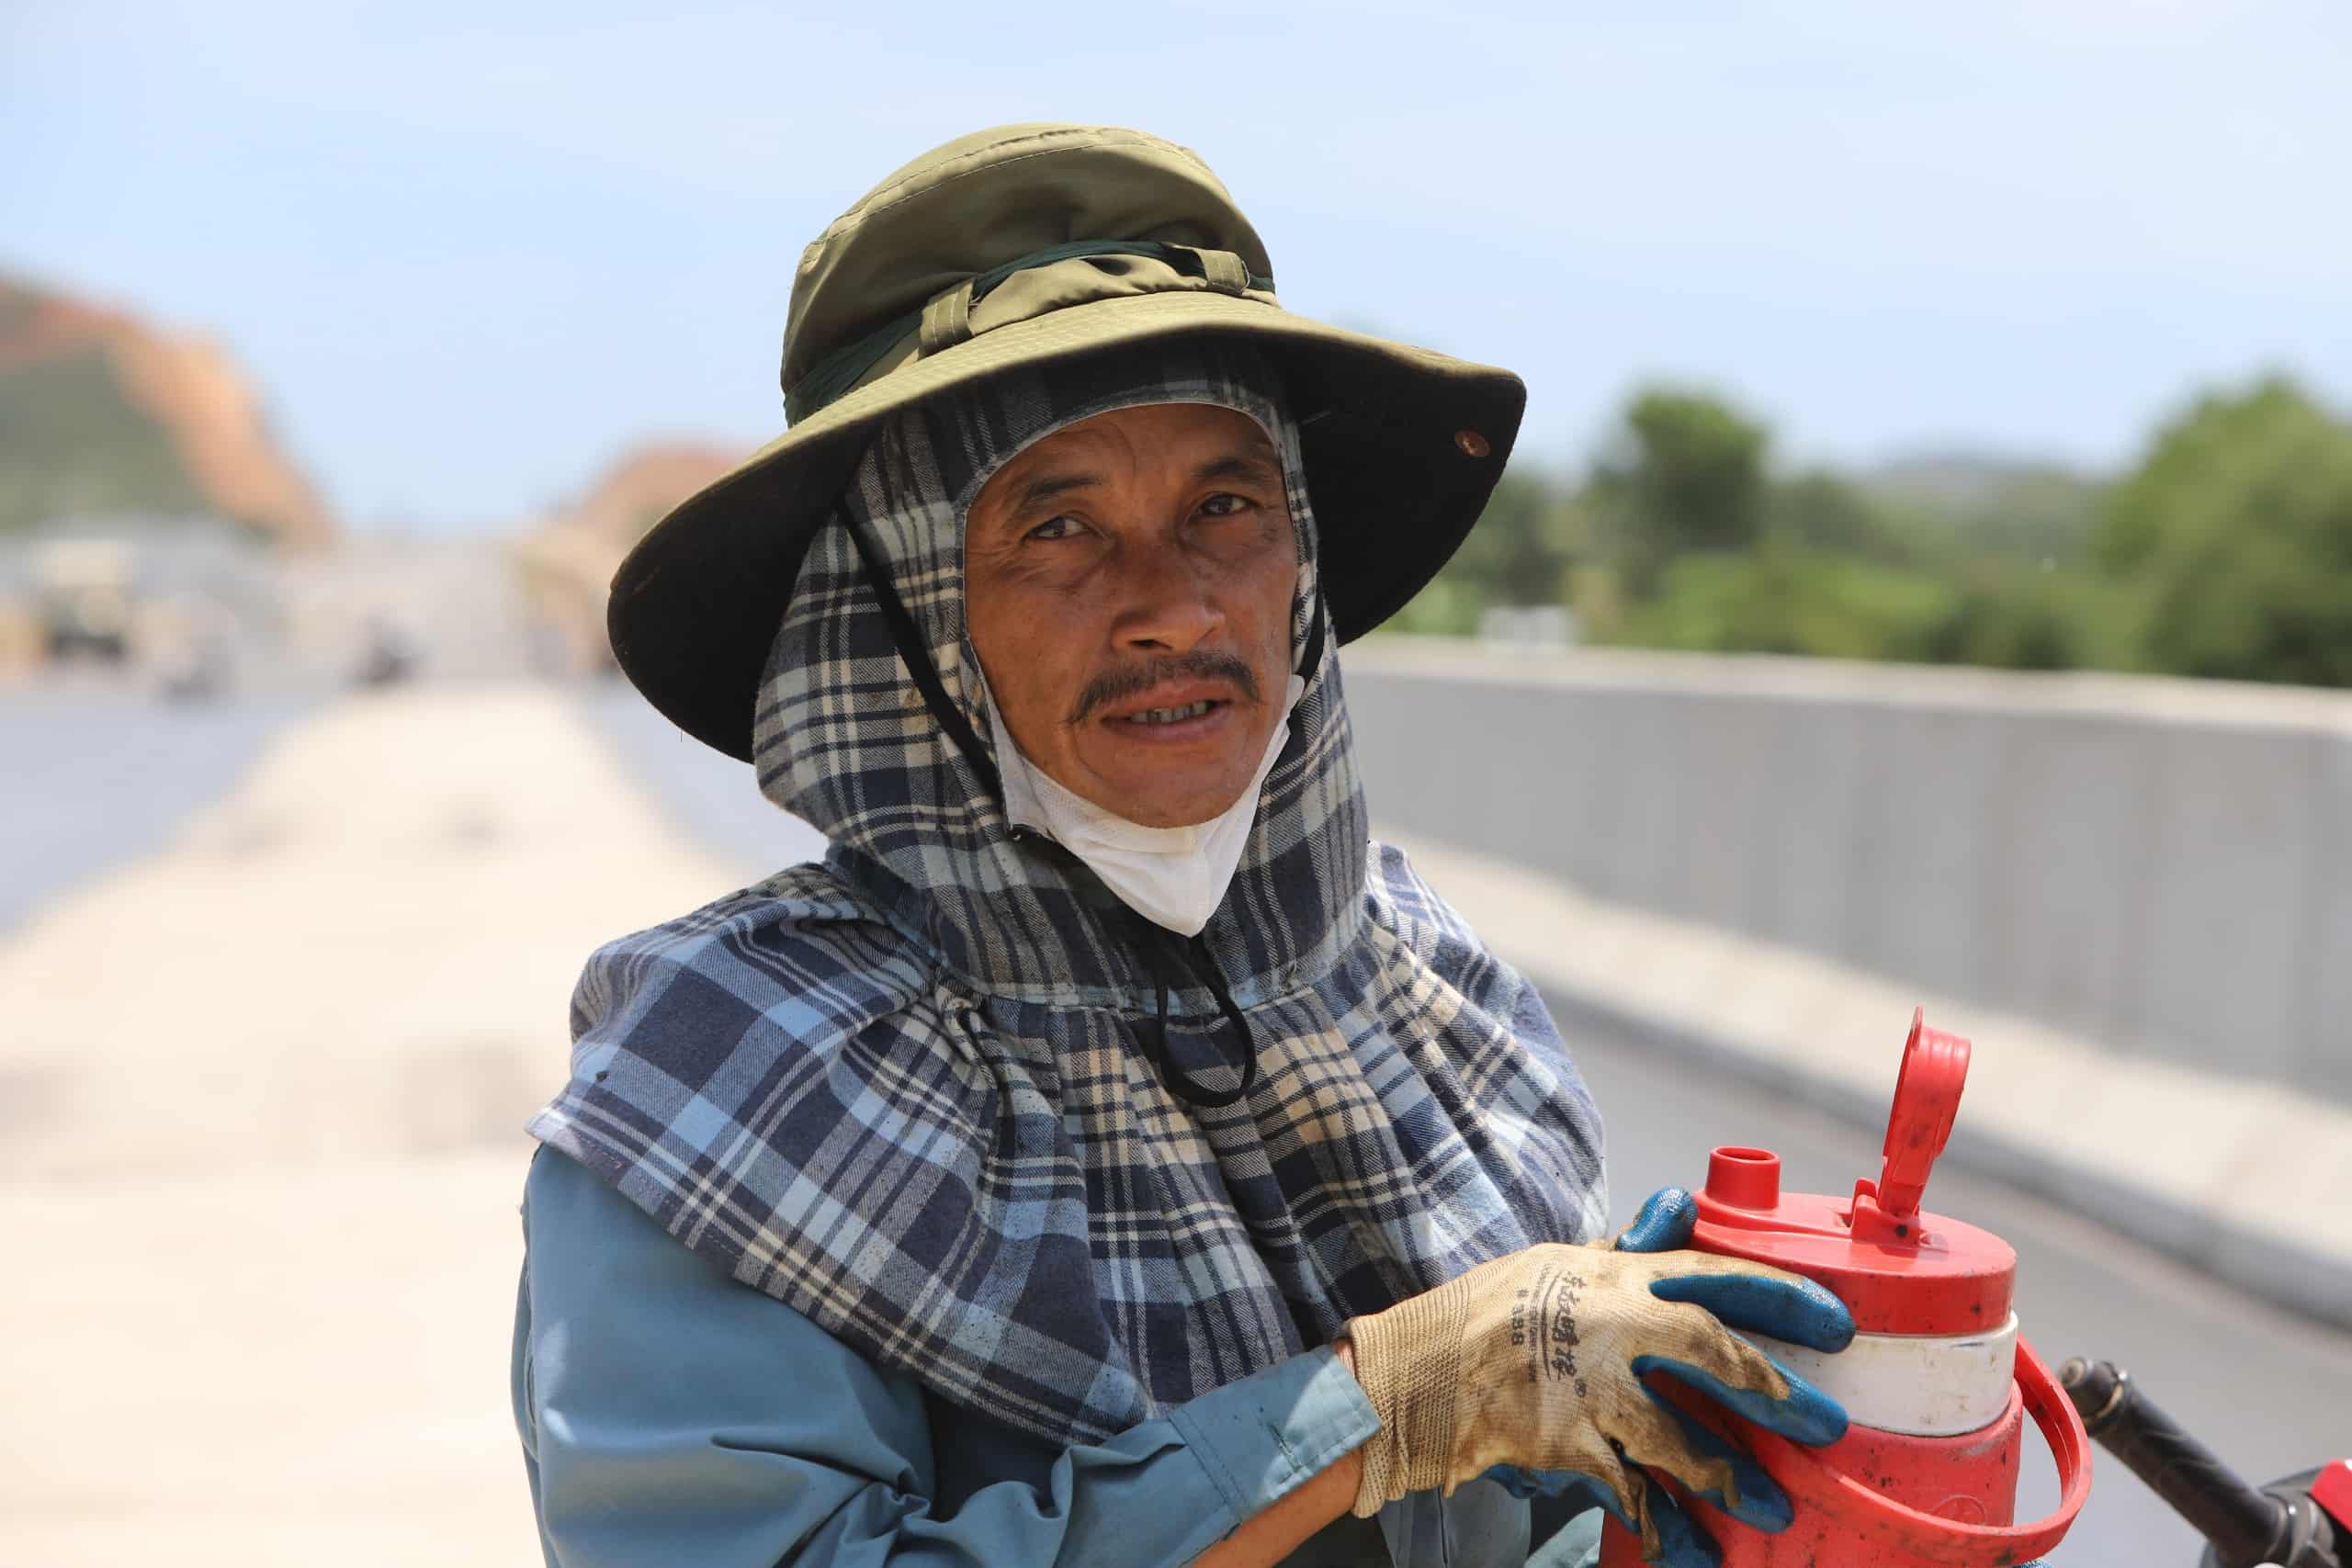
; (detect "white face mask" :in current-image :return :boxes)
[985,673,1307,937]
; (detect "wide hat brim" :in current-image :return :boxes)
[609,288,1524,761]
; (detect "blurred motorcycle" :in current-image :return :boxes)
[354,617,419,687]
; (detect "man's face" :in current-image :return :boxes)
[965,401,1297,830]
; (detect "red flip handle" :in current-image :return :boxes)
[1743,1334,2094,1564]
[1878,1009,1969,1221]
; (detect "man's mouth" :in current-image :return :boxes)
[1095,677,1245,741]
[1076,655,1261,729]
[1117,699,1224,727]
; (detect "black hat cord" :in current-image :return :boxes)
[1123,911,1260,1110]
[839,506,1329,1112]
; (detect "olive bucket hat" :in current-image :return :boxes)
[611,122,1526,761]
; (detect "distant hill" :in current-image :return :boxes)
[543,444,742,555]
[514,441,744,672]
[0,273,335,547]
[1863,451,2095,510]
[1860,451,2106,564]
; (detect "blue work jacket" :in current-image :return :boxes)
[512,1150,1605,1566]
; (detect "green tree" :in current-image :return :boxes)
[1613,541,1957,662]
[1387,468,1580,636]
[2095,376,2352,685]
[1768,468,1914,565]
[1920,562,2120,671]
[1589,387,1771,597]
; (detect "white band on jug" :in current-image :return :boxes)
[1740,1312,2018,1438]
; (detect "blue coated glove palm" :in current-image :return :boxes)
[1485,1188,1854,1567]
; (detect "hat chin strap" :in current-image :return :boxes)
[833,504,1003,806]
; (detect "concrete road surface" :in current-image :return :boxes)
[0,688,311,931]
[1,683,745,1567]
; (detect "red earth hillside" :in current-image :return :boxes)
[0,272,335,547]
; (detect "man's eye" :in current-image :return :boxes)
[1199,492,1255,518]
[1026,514,1080,541]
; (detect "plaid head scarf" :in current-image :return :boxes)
[529,337,1608,1448]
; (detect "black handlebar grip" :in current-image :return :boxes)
[2061,1358,2291,1568]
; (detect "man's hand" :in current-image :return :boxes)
[1341,1189,1853,1566]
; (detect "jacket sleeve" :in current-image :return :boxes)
[513,1148,1379,1568]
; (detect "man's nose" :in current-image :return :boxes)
[1109,536,1225,654]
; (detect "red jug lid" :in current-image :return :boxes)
[1689,1010,2016,1337]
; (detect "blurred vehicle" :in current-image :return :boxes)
[158,646,231,701]
[153,627,234,702]
[35,538,134,662]
[2,518,292,684]
[141,592,241,702]
[354,616,419,687]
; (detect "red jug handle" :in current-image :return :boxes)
[1744,1333,2093,1564]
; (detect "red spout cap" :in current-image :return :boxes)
[1684,1008,2016,1337]
[1704,1146,1782,1211]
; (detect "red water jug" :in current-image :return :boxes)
[1598,1011,2092,1566]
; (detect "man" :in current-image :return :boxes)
[512,124,1854,1568]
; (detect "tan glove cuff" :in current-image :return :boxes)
[1340,1280,1470,1517]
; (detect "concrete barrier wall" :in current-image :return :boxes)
[1342,640,2352,1105]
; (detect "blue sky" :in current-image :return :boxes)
[6,1,2347,532]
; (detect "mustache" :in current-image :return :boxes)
[1069,649,1261,724]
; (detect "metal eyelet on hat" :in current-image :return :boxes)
[1453,429,1491,458]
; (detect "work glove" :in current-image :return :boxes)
[1342,1188,1854,1567]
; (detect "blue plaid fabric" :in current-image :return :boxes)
[529,339,1609,1448]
